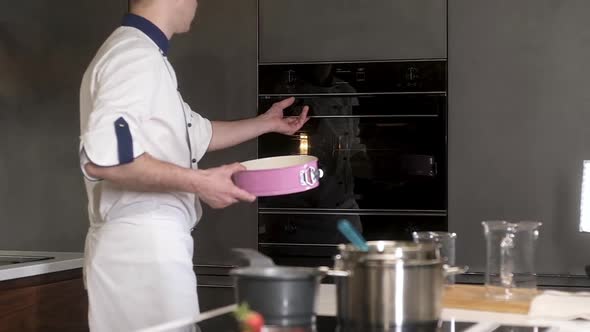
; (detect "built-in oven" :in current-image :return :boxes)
[257,61,447,266]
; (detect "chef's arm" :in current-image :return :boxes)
[84,154,256,208]
[84,154,198,192]
[208,118,271,151]
[207,97,309,152]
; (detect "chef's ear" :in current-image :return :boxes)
[128,0,150,10]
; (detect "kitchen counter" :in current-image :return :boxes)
[0,250,83,281]
[142,284,590,332]
[0,251,88,331]
[317,284,590,331]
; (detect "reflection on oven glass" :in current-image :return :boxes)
[273,64,364,242]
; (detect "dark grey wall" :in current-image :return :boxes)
[259,0,446,62]
[448,0,590,275]
[0,2,125,251]
[0,0,258,262]
[170,0,259,266]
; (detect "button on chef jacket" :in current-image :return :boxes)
[79,14,212,228]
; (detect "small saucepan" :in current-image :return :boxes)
[230,249,342,327]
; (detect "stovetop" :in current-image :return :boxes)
[263,317,465,331]
[262,316,552,332]
[195,314,554,332]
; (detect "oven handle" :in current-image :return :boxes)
[259,242,340,248]
[197,284,235,289]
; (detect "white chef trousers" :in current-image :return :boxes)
[84,209,199,332]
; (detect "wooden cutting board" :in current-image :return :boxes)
[442,284,534,314]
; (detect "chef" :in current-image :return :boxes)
[78,0,309,331]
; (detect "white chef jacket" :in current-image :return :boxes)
[79,14,211,332]
[79,20,212,229]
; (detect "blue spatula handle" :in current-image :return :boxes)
[337,219,369,251]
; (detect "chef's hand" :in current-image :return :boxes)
[259,97,310,135]
[194,163,256,209]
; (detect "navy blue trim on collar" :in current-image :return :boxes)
[122,13,170,56]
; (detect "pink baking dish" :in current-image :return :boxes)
[233,155,324,197]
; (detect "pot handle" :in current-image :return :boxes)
[318,266,350,278]
[443,264,469,277]
[232,248,275,268]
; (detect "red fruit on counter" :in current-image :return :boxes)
[243,312,264,332]
[234,303,265,332]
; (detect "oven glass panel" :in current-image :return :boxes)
[258,95,446,211]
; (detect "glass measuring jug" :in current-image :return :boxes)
[412,231,457,284]
[482,221,542,300]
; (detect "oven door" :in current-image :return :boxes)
[258,212,447,267]
[258,93,446,212]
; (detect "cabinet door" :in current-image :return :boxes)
[196,284,237,332]
[448,0,590,277]
[0,269,88,332]
[169,0,258,266]
[259,0,446,63]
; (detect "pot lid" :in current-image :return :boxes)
[338,241,440,263]
[230,266,323,280]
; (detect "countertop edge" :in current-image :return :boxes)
[0,251,84,282]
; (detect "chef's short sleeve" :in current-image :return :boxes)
[187,106,213,162]
[79,44,162,180]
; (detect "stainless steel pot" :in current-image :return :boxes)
[334,241,466,329]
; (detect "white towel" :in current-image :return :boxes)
[529,290,590,320]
